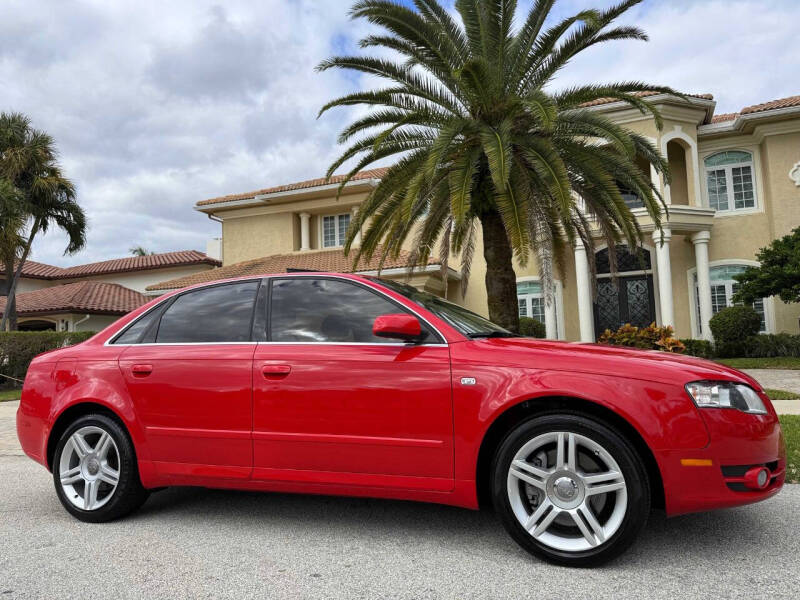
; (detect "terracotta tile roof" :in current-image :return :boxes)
[0,281,148,317]
[711,112,739,123]
[13,250,220,281]
[196,168,389,207]
[16,260,65,279]
[579,91,713,108]
[146,246,440,291]
[739,94,800,115]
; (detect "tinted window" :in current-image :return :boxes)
[156,281,259,343]
[370,277,510,337]
[270,278,432,343]
[113,308,162,344]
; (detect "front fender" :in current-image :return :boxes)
[451,363,710,481]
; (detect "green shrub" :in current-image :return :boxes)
[681,338,715,359]
[519,317,546,338]
[598,322,685,353]
[723,333,800,358]
[0,331,95,387]
[709,305,761,344]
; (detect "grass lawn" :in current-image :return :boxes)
[766,388,800,400]
[0,388,21,402]
[780,415,799,484]
[716,357,800,370]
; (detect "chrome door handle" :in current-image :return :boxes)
[261,364,291,377]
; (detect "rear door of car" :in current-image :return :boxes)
[116,279,264,480]
[251,276,454,491]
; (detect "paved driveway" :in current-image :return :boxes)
[1,402,799,599]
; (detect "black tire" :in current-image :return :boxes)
[491,413,650,567]
[52,413,149,523]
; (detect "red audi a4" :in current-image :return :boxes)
[17,273,785,566]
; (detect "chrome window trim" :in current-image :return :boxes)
[104,274,450,347]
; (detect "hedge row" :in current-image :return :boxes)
[0,331,95,387]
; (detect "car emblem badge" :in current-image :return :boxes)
[460,377,477,386]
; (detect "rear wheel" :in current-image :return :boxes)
[53,413,149,522]
[492,414,650,567]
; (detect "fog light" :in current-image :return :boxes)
[743,467,770,490]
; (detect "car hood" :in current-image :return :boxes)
[459,337,761,389]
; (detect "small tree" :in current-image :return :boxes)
[733,227,800,304]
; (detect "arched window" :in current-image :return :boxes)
[704,151,756,212]
[694,264,767,334]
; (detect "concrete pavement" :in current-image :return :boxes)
[1,400,799,599]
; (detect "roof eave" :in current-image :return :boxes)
[698,105,800,136]
[194,177,382,214]
[582,94,716,123]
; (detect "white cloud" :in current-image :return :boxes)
[1,0,797,265]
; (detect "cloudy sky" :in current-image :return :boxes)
[1,0,798,266]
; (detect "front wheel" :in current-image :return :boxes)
[492,414,650,567]
[53,413,149,522]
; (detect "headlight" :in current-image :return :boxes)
[685,381,767,415]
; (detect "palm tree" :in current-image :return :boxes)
[129,246,154,257]
[319,0,676,331]
[0,112,87,331]
[0,178,25,330]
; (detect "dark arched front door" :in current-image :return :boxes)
[593,246,656,337]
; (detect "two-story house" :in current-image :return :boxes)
[149,92,800,342]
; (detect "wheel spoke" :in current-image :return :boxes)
[510,460,549,490]
[567,433,577,471]
[531,505,561,538]
[578,504,606,544]
[70,432,91,459]
[555,432,565,469]
[585,471,625,497]
[95,432,113,460]
[99,463,119,486]
[523,498,553,532]
[60,466,82,486]
[84,479,99,510]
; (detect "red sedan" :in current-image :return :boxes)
[16,273,785,566]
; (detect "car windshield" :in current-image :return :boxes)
[369,277,516,338]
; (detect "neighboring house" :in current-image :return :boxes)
[152,92,800,342]
[1,250,220,331]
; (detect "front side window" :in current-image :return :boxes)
[156,281,260,343]
[695,264,766,334]
[269,278,435,343]
[371,277,512,338]
[704,151,756,212]
[322,213,351,248]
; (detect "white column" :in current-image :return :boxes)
[574,241,595,342]
[299,212,311,251]
[692,230,713,340]
[652,227,674,329]
[544,295,557,340]
[351,205,361,247]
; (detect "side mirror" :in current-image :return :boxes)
[373,313,423,342]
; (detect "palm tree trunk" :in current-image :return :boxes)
[480,209,520,333]
[0,218,39,331]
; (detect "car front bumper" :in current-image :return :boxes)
[658,404,786,516]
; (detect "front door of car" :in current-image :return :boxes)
[118,280,263,480]
[252,277,454,491]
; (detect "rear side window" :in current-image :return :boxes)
[156,281,259,343]
[112,308,162,344]
[269,278,436,343]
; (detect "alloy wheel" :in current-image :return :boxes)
[58,425,121,511]
[506,431,628,553]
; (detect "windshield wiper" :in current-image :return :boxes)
[467,330,520,339]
